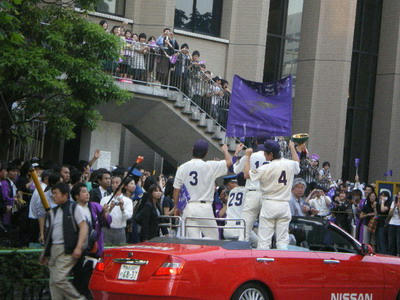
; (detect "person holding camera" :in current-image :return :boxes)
[375,191,392,254]
[100,175,133,245]
[307,187,332,219]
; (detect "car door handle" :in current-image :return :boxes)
[323,259,340,264]
[256,258,275,263]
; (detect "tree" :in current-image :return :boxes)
[0,0,130,159]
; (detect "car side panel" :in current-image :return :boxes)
[379,255,400,299]
[251,249,327,299]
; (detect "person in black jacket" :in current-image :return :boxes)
[90,169,112,203]
[135,184,163,241]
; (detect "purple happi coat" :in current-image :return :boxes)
[88,202,112,258]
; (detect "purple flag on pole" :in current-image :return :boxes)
[226,75,292,137]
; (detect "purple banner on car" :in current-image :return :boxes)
[226,75,293,137]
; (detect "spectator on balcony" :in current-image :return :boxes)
[156,33,175,86]
[172,43,191,90]
[111,26,121,37]
[168,32,179,51]
[133,33,148,82]
[156,28,171,47]
[99,20,108,32]
[210,76,224,120]
[146,36,157,81]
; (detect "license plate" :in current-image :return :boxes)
[118,264,140,280]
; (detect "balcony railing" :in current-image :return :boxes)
[104,42,231,129]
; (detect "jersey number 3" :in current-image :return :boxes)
[278,170,287,185]
[189,171,198,185]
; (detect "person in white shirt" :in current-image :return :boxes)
[234,140,269,245]
[307,187,332,218]
[173,139,232,239]
[388,193,400,256]
[100,175,133,245]
[244,140,300,250]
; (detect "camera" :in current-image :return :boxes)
[112,199,120,205]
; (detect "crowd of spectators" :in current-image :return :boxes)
[288,143,400,256]
[100,21,231,127]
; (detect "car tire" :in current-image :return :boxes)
[231,282,269,300]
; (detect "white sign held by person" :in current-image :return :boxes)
[96,151,111,170]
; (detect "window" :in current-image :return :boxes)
[263,0,303,93]
[174,0,223,37]
[96,0,125,17]
[290,218,359,254]
[342,0,382,182]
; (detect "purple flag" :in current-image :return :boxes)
[384,170,393,176]
[226,75,292,137]
[178,184,190,211]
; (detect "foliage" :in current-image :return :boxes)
[0,250,49,298]
[0,0,130,151]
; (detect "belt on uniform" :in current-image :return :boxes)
[190,200,210,204]
[247,189,258,192]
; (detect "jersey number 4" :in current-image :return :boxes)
[278,170,287,185]
[228,192,243,207]
[189,171,198,185]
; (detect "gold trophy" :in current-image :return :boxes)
[291,133,309,145]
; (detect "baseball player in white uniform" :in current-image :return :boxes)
[173,139,232,239]
[244,140,300,249]
[233,142,268,244]
[223,173,249,240]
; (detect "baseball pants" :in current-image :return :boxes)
[182,202,219,239]
[240,191,261,244]
[258,200,291,250]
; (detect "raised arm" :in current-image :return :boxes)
[243,148,253,179]
[221,144,233,168]
[289,141,299,162]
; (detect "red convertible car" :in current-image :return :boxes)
[89,217,400,300]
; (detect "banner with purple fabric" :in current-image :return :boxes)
[226,75,292,137]
[178,184,190,211]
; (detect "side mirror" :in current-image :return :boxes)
[361,244,374,256]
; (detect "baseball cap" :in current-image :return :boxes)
[258,140,280,153]
[130,168,142,177]
[193,139,209,153]
[223,174,237,184]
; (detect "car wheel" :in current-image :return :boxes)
[231,282,269,300]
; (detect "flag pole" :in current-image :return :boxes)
[107,156,144,205]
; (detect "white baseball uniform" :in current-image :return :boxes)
[224,186,246,239]
[250,158,300,249]
[234,151,268,244]
[174,158,228,239]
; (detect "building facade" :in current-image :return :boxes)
[79,0,399,182]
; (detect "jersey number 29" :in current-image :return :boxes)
[228,192,243,207]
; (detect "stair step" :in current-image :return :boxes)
[167,90,179,102]
[205,119,215,134]
[212,125,223,140]
[191,107,201,121]
[182,99,192,114]
[198,112,207,127]
[174,96,186,108]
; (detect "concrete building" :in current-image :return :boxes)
[70,0,398,182]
